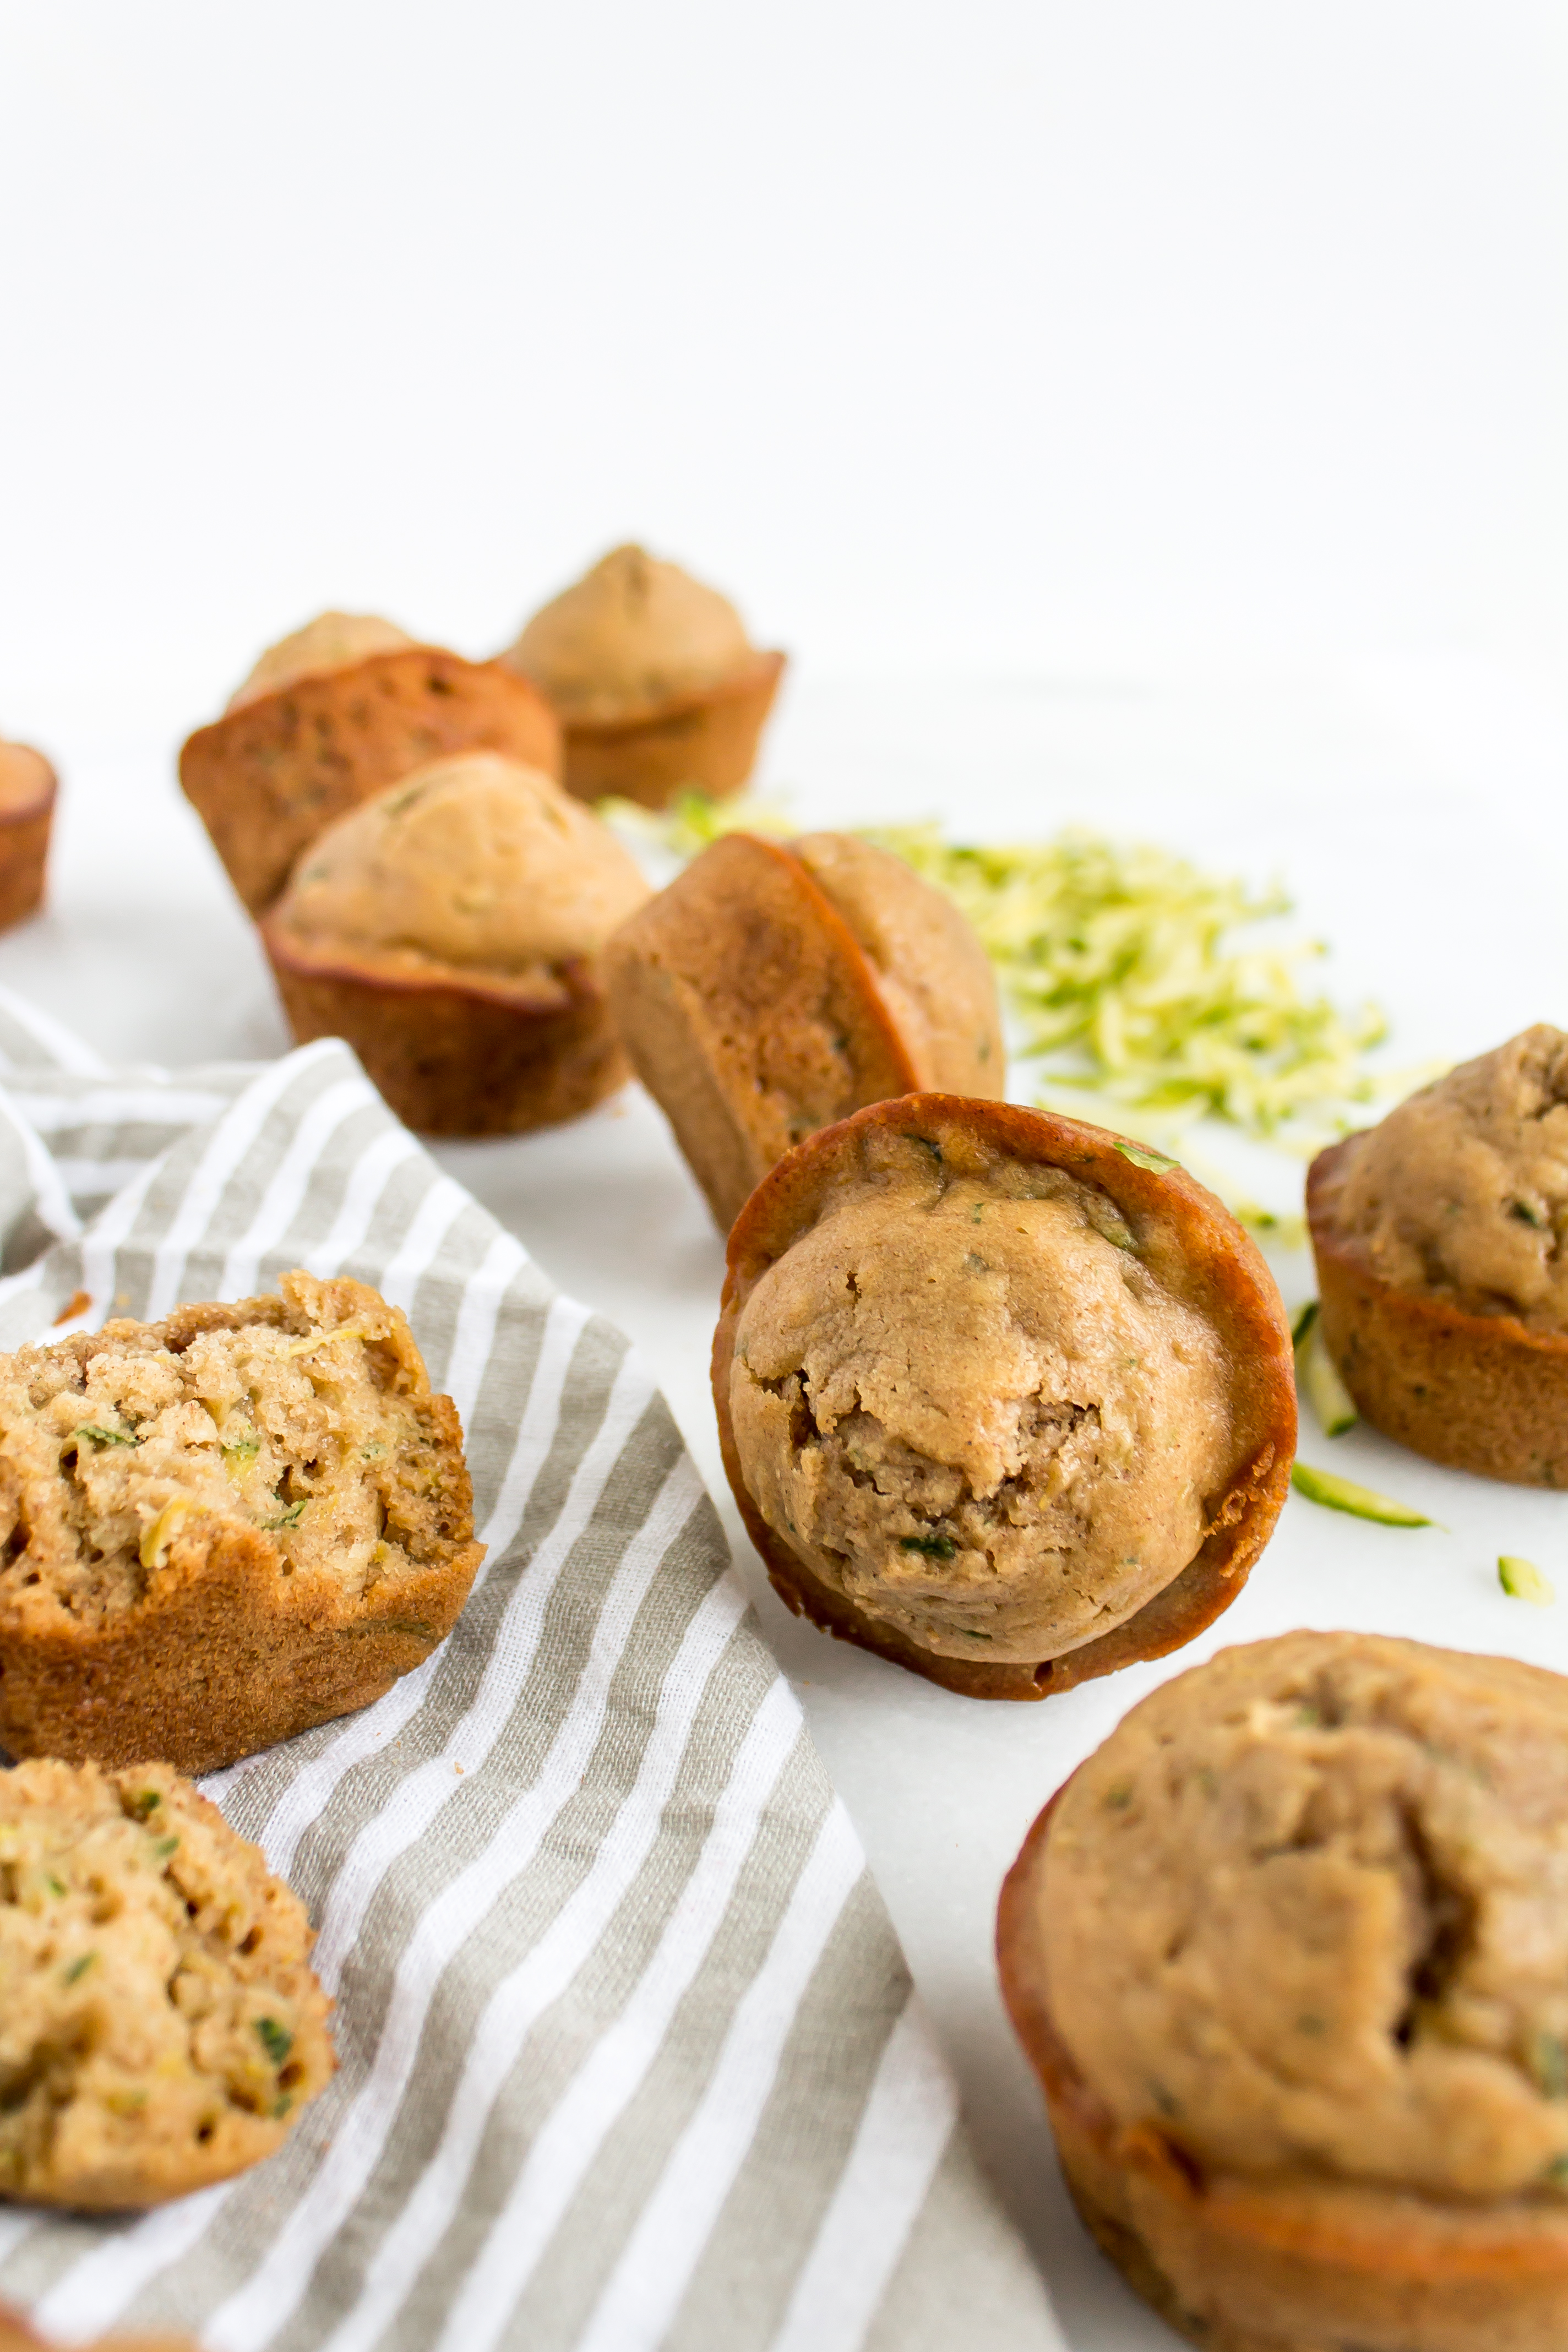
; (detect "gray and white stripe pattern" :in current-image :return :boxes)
[0,992,1062,2352]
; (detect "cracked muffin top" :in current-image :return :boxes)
[268,750,649,998]
[0,1756,333,2207]
[503,544,756,723]
[724,1101,1289,1669]
[1027,1631,1568,2206]
[225,611,417,712]
[1325,1026,1568,1332]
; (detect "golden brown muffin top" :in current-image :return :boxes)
[0,1755,333,2206]
[1035,1630,1568,2204]
[269,750,649,998]
[504,544,755,722]
[728,1122,1236,1664]
[225,611,417,712]
[1330,1025,1568,1330]
[0,742,55,814]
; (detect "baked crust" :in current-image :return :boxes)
[999,1784,1568,2351]
[1308,1135,1568,1484]
[0,743,57,933]
[549,648,786,809]
[178,646,563,915]
[0,1275,483,1772]
[712,1095,1294,1700]
[263,922,630,1136]
[605,831,1003,1230]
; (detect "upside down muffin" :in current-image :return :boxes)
[500,543,785,808]
[0,1758,333,2208]
[605,830,1005,1229]
[712,1095,1294,1698]
[999,1631,1568,2351]
[1308,1023,1568,1482]
[263,750,649,1135]
[179,608,562,914]
[0,1270,481,1771]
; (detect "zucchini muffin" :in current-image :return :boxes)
[605,830,1004,1229]
[179,609,563,915]
[1309,1024,1568,1482]
[0,1757,333,2208]
[713,1095,1294,1699]
[0,1270,482,1771]
[999,1631,1568,2352]
[0,741,57,934]
[263,751,650,1135]
[500,544,785,808]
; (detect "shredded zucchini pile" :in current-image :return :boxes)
[863,823,1387,1147]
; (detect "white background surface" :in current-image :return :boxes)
[3,5,1568,2346]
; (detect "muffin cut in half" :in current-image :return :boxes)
[263,751,650,1135]
[0,1270,482,1771]
[179,609,563,915]
[500,544,785,809]
[0,1756,333,2209]
[712,1095,1294,1700]
[605,830,1005,1229]
[999,1631,1568,2352]
[1309,1024,1568,1483]
[0,740,57,933]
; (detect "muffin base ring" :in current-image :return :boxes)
[263,927,631,1138]
[552,649,786,810]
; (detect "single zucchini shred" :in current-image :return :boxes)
[1291,1463,1434,1527]
[1500,1555,1555,1608]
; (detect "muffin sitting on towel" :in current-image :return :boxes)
[0,1757,334,2208]
[0,1270,481,1771]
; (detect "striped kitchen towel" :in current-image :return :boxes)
[0,991,1064,2352]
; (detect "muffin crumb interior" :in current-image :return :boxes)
[0,1271,454,1626]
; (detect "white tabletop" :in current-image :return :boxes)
[8,661,1568,2348]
